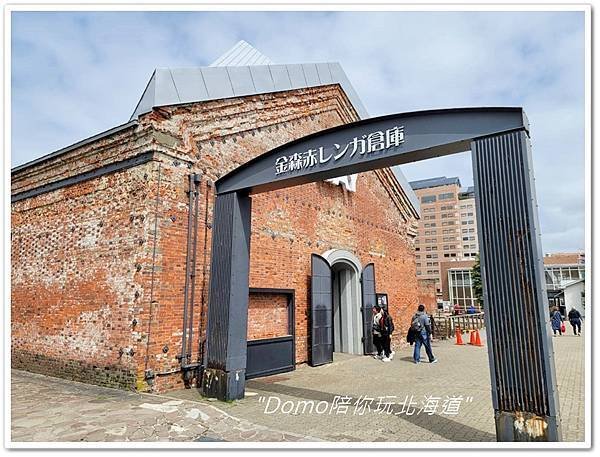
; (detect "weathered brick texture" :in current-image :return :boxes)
[247,293,290,340]
[417,279,438,313]
[12,85,420,392]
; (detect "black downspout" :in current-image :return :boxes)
[180,174,194,367]
[187,174,202,363]
[197,180,212,366]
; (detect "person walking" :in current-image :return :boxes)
[381,308,395,360]
[429,313,436,341]
[411,304,437,364]
[567,307,582,336]
[372,305,392,362]
[372,305,385,361]
[550,306,563,336]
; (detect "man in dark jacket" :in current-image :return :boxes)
[567,307,583,336]
[412,304,437,364]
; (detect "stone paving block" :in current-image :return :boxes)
[10,329,585,443]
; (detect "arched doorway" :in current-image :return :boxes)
[322,250,363,355]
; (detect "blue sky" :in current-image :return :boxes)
[11,11,585,253]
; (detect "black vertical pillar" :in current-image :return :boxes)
[472,130,561,441]
[201,191,252,401]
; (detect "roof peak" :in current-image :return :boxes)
[210,40,274,67]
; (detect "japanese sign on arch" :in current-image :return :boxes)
[215,108,529,196]
[274,126,405,176]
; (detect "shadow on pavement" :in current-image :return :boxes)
[246,379,497,442]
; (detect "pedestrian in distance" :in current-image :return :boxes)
[372,305,386,361]
[381,307,395,360]
[567,307,582,336]
[550,306,563,336]
[429,313,436,341]
[372,305,392,362]
[411,304,438,364]
[453,304,462,315]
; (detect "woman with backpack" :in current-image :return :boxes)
[372,305,392,362]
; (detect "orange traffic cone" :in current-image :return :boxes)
[455,328,465,345]
[469,330,476,345]
[473,329,484,347]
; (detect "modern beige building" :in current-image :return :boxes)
[410,176,479,297]
[457,186,479,258]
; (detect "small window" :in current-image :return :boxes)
[421,195,437,204]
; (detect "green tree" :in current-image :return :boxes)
[471,253,484,307]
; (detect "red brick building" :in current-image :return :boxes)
[11,43,429,392]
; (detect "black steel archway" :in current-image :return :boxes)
[200,107,561,442]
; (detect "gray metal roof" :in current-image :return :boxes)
[14,40,419,215]
[409,176,462,190]
[129,62,369,120]
[127,41,418,212]
[210,40,273,67]
[12,120,139,174]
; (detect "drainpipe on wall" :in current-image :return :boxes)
[179,173,203,387]
[187,173,201,363]
[179,174,194,367]
[197,179,212,368]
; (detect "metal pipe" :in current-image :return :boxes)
[197,180,212,364]
[180,174,194,366]
[187,174,202,363]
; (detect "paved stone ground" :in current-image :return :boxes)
[10,370,319,442]
[11,327,584,443]
[171,328,585,442]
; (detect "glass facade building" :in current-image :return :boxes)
[447,263,585,314]
[545,264,585,290]
[447,268,481,311]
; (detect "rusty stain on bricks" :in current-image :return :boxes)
[11,85,421,392]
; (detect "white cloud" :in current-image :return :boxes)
[10,11,585,253]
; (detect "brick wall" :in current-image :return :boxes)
[247,293,290,340]
[11,162,157,389]
[417,279,438,314]
[11,85,420,392]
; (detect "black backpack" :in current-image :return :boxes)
[386,315,395,334]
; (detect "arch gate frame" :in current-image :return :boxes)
[199,107,561,442]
